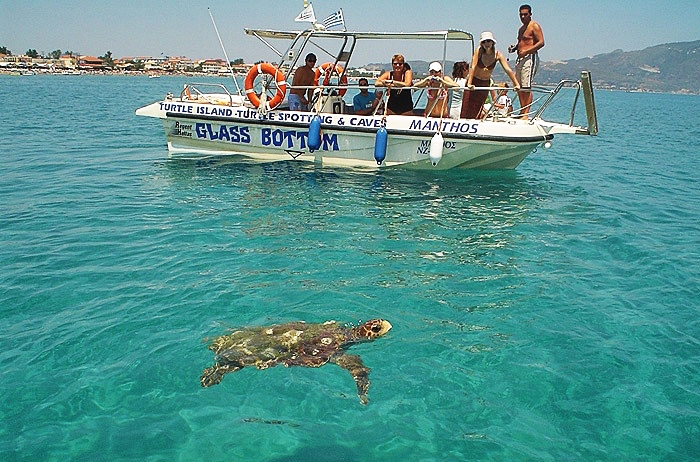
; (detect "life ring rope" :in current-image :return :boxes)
[244,63,287,110]
[314,62,348,97]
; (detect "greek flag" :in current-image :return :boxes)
[322,9,345,30]
[294,3,316,23]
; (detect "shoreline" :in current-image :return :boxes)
[3,69,698,96]
[0,69,245,77]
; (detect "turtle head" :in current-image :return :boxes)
[352,319,392,341]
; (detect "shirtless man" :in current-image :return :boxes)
[289,53,317,111]
[509,4,544,119]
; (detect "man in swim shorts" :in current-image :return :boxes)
[510,4,544,119]
[289,53,317,111]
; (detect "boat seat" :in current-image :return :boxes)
[313,95,344,114]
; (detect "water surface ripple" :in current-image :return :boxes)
[1,76,699,461]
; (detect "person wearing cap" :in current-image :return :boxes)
[289,53,318,111]
[461,31,520,119]
[375,54,414,115]
[415,61,458,118]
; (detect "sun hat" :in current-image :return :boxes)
[429,61,442,72]
[479,31,496,44]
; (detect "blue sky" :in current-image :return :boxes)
[2,0,699,63]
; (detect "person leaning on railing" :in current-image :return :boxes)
[449,61,469,119]
[414,62,459,118]
[462,31,520,119]
[374,54,414,115]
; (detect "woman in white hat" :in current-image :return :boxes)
[461,31,520,119]
[414,61,459,117]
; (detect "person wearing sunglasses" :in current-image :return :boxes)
[462,31,520,119]
[414,61,459,118]
[289,53,318,111]
[375,54,415,115]
[353,78,383,115]
[509,4,545,118]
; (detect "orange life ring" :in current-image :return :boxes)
[244,63,287,110]
[314,62,348,97]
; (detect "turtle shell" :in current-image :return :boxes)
[208,320,351,368]
[201,319,392,403]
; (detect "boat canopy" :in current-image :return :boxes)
[244,29,474,42]
[244,27,475,80]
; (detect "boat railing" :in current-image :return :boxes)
[180,83,236,105]
[291,82,530,117]
[178,70,597,134]
[240,82,558,119]
[294,77,597,134]
[529,71,598,135]
[531,80,579,122]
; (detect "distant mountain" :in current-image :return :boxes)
[535,40,700,94]
[364,41,700,94]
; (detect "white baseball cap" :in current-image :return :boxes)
[429,61,442,72]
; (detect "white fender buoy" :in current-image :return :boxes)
[308,115,322,150]
[429,132,443,166]
[374,126,388,165]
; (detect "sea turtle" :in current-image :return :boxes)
[200,319,392,404]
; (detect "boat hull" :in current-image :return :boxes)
[137,100,554,170]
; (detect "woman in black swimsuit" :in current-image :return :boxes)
[461,31,520,119]
[375,54,414,115]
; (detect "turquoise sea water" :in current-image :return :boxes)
[2,74,699,461]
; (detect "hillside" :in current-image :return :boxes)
[535,40,700,94]
[365,40,700,94]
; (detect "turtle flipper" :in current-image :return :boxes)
[331,353,371,405]
[200,363,242,387]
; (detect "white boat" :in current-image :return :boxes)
[136,28,598,170]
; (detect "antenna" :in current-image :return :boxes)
[208,7,243,96]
